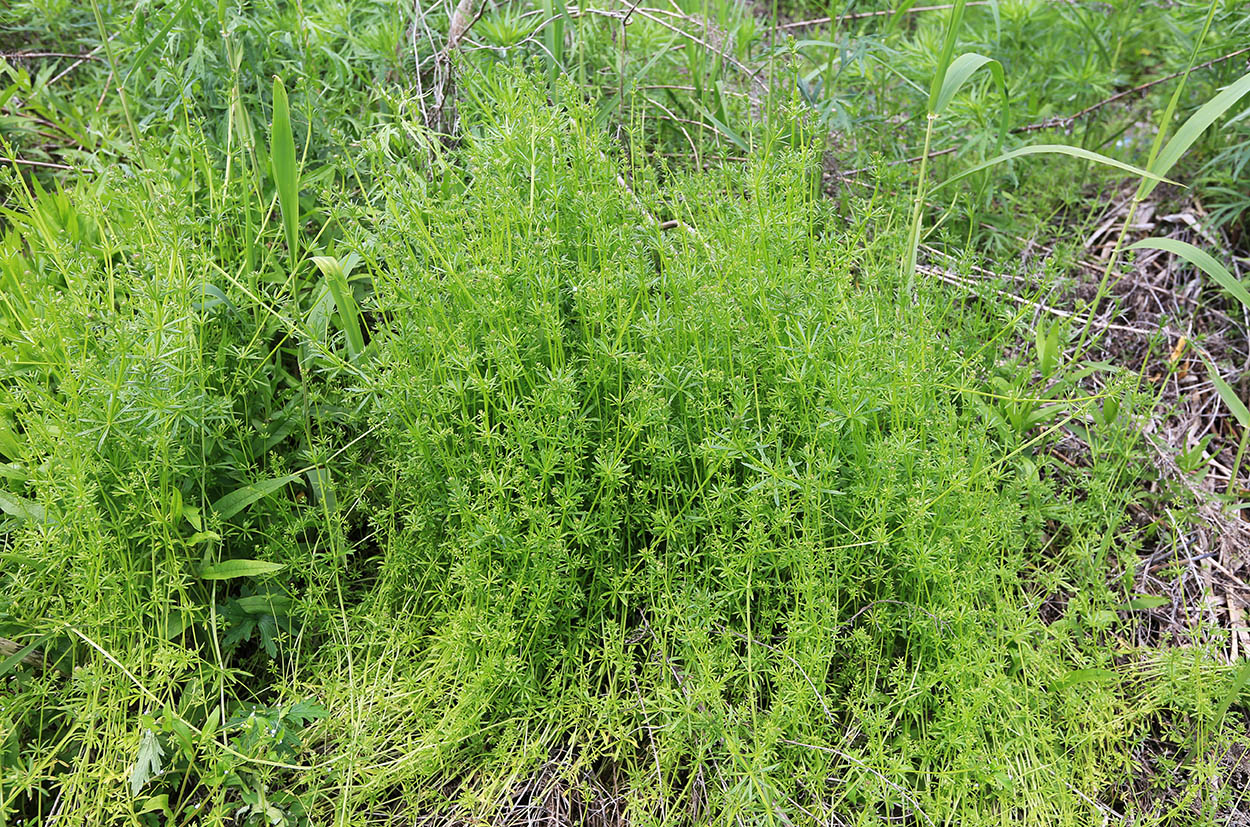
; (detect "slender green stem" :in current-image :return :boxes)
[904,113,936,297]
[87,0,144,170]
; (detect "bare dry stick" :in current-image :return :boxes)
[919,264,1161,337]
[778,1,990,31]
[623,8,751,77]
[46,34,115,88]
[1016,45,1250,134]
[446,0,480,50]
[2,156,79,171]
[829,146,957,182]
[2,36,114,126]
[1,51,99,60]
[615,165,708,246]
[425,0,482,135]
[0,637,46,670]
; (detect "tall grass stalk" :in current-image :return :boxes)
[904,0,967,295]
[1071,0,1220,361]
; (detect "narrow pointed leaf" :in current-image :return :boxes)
[1120,595,1169,610]
[1202,356,1250,429]
[886,0,920,33]
[0,420,22,459]
[270,77,299,264]
[305,465,337,511]
[926,0,969,109]
[935,53,994,114]
[210,473,301,521]
[198,559,286,580]
[1213,658,1250,732]
[312,255,365,359]
[0,490,46,523]
[0,634,49,678]
[934,144,1173,192]
[934,53,1008,150]
[1141,70,1250,199]
[236,594,293,615]
[1129,237,1250,312]
[123,0,193,87]
[696,104,749,152]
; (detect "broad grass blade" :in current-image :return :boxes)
[312,255,366,359]
[927,0,968,111]
[198,559,286,580]
[934,53,996,114]
[1213,659,1250,731]
[1121,596,1169,610]
[1128,238,1250,312]
[934,53,1008,149]
[886,0,920,34]
[0,634,50,678]
[211,473,301,520]
[0,491,46,523]
[1202,356,1250,429]
[934,144,1172,192]
[270,77,299,265]
[1141,70,1250,199]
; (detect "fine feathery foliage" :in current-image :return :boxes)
[1,74,1243,824]
[4,0,1250,824]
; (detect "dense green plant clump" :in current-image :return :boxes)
[0,77,1241,824]
[4,0,1250,823]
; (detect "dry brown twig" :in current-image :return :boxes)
[0,637,44,669]
[424,0,482,135]
[2,156,78,171]
[1,51,99,61]
[917,263,1162,337]
[1139,432,1250,662]
[777,1,990,32]
[0,636,65,676]
[1015,45,1250,134]
[46,34,116,88]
